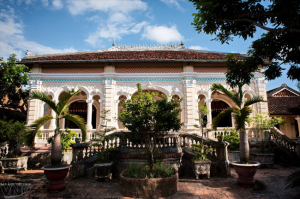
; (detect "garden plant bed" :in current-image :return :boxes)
[119,169,178,198]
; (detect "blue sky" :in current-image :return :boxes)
[0,0,298,91]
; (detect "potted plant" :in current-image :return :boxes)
[194,104,209,139]
[191,143,213,179]
[211,53,267,187]
[223,128,240,163]
[217,133,224,142]
[118,83,182,198]
[0,119,30,173]
[26,89,86,192]
[249,113,285,166]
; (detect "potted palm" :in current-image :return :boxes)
[26,89,86,192]
[211,53,266,187]
[118,83,182,198]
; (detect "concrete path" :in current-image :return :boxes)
[1,164,300,199]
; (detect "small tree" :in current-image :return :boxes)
[0,54,31,121]
[119,84,182,170]
[0,119,30,158]
[194,104,209,144]
[249,112,285,152]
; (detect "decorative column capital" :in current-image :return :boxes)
[86,99,94,104]
[103,79,116,88]
[183,79,196,88]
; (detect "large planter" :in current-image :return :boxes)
[231,161,260,187]
[0,156,28,173]
[192,160,211,179]
[250,152,274,167]
[42,165,72,192]
[119,169,178,198]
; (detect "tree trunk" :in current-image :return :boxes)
[51,130,62,167]
[239,129,249,163]
[149,137,155,170]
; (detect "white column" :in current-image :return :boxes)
[49,99,57,129]
[115,100,120,129]
[295,117,300,138]
[183,79,196,130]
[86,99,94,130]
[98,99,103,129]
[40,102,45,130]
[27,80,42,126]
[205,98,212,129]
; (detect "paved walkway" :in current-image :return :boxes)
[1,164,300,199]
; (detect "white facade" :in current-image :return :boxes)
[23,45,269,145]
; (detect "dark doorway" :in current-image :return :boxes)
[211,100,232,127]
[65,101,97,129]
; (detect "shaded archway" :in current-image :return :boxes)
[211,99,232,127]
[172,95,181,122]
[118,95,127,129]
[65,101,97,129]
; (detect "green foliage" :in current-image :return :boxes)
[0,54,31,121]
[47,129,77,152]
[0,119,30,157]
[119,83,182,170]
[190,0,300,81]
[192,143,213,161]
[223,128,240,151]
[123,163,175,179]
[285,170,300,189]
[249,112,285,152]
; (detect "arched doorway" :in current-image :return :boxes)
[65,101,97,129]
[211,99,232,127]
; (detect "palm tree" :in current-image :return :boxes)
[211,83,265,163]
[26,89,86,167]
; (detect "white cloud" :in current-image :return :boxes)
[85,21,148,47]
[0,6,77,60]
[142,25,183,43]
[52,0,63,10]
[66,0,147,15]
[189,46,209,51]
[159,0,184,10]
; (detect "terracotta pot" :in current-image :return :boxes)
[231,161,260,187]
[119,169,178,198]
[42,165,72,192]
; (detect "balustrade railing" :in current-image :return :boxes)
[270,127,297,156]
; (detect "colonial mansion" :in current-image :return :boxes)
[21,43,269,145]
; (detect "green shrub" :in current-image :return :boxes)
[192,143,213,161]
[0,119,29,157]
[123,163,175,179]
[47,128,77,152]
[223,130,240,151]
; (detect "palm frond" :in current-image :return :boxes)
[211,83,240,107]
[26,115,53,147]
[285,170,300,189]
[212,108,234,130]
[244,96,266,107]
[63,113,87,141]
[30,91,56,111]
[56,89,80,115]
[61,103,70,115]
[233,106,252,131]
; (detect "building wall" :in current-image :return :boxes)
[27,62,268,144]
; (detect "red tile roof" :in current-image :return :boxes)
[267,84,300,115]
[21,51,228,62]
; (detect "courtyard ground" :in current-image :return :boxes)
[1,164,300,199]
